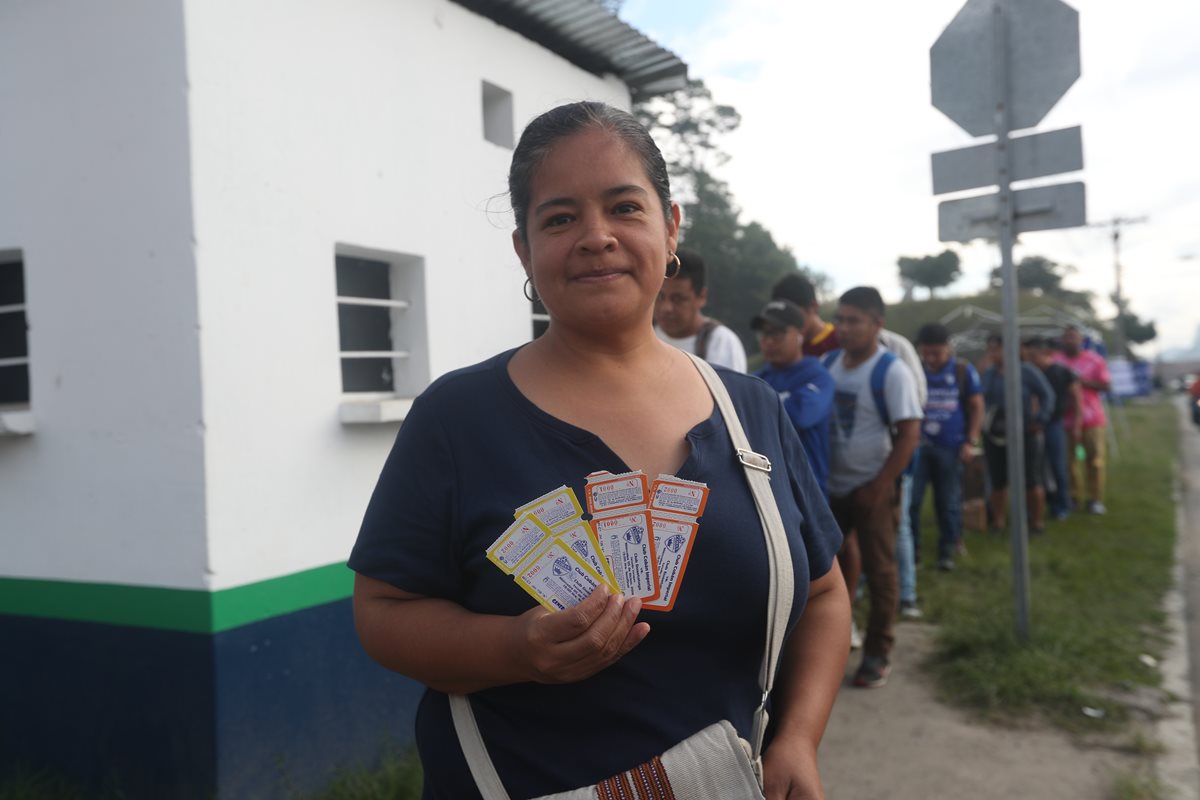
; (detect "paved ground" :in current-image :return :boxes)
[816,398,1200,800]
[820,625,1142,799]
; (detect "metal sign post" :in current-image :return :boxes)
[990,1,1032,643]
[931,0,1086,642]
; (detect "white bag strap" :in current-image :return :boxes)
[685,353,794,758]
[449,353,795,797]
[450,693,512,800]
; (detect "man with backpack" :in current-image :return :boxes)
[654,248,747,371]
[772,273,928,621]
[824,287,922,688]
[911,323,983,572]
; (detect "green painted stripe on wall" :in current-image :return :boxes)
[209,563,355,632]
[0,563,354,634]
[0,578,213,633]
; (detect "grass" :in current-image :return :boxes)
[306,749,422,800]
[915,397,1178,731]
[1110,768,1171,800]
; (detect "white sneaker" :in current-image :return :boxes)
[850,619,863,650]
[1087,501,1107,515]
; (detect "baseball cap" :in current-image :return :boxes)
[751,299,806,331]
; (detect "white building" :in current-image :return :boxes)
[0,1,684,796]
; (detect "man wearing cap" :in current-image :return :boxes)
[751,299,835,495]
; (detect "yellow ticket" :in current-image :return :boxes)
[514,485,585,530]
[514,540,606,612]
[486,512,554,574]
[590,510,660,601]
[551,520,619,590]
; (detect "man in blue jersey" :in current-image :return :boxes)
[751,299,835,494]
[911,323,983,572]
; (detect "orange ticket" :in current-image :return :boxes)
[649,475,709,518]
[590,509,660,601]
[642,514,699,613]
[585,471,650,516]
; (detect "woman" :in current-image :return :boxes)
[350,102,849,800]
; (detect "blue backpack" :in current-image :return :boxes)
[821,348,898,426]
[823,347,919,476]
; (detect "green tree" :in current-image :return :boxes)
[635,80,827,353]
[1120,311,1157,347]
[897,249,961,299]
[989,255,1094,312]
[636,79,741,184]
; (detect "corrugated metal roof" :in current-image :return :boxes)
[450,0,688,97]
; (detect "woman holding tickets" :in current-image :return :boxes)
[350,102,849,800]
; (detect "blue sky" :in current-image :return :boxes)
[619,0,1200,357]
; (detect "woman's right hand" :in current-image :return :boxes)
[514,586,650,684]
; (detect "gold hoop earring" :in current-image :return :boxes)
[665,252,681,279]
[523,278,539,303]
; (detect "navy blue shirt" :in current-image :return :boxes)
[754,357,834,495]
[982,362,1056,430]
[921,357,982,450]
[349,348,842,800]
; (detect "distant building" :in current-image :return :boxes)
[0,1,684,796]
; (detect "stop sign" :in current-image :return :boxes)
[931,0,1080,137]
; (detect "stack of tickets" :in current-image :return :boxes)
[486,486,618,613]
[486,472,709,614]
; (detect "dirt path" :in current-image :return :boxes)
[819,624,1139,800]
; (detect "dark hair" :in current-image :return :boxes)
[508,101,672,241]
[986,332,1003,346]
[674,249,706,293]
[838,286,885,320]
[1022,335,1046,348]
[772,272,817,309]
[915,322,950,346]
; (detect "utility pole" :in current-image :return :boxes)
[1089,216,1148,357]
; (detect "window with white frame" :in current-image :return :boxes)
[0,250,29,407]
[335,249,429,400]
[481,81,514,149]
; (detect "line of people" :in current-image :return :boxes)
[654,254,1112,690]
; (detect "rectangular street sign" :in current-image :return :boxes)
[931,126,1083,195]
[938,181,1086,242]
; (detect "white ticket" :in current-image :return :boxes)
[643,514,699,613]
[591,510,660,601]
[585,471,650,515]
[514,485,584,530]
[514,540,605,612]
[649,475,709,518]
[487,512,553,574]
[551,520,619,590]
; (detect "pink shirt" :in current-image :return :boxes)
[1054,350,1110,429]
